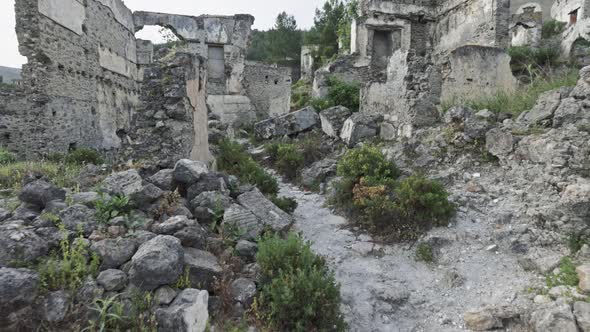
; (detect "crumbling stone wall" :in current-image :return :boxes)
[243,61,292,119]
[511,0,555,21]
[552,0,590,57]
[301,45,319,80]
[1,0,141,158]
[511,6,543,47]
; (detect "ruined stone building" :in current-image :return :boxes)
[0,0,292,165]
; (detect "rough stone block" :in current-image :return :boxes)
[254,106,319,139]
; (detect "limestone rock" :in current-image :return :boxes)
[577,264,590,293]
[0,268,39,316]
[530,302,578,332]
[91,238,137,270]
[319,106,352,138]
[129,235,184,291]
[444,106,472,124]
[102,170,143,196]
[518,88,565,126]
[254,106,319,139]
[131,184,164,210]
[486,128,515,157]
[155,286,178,305]
[235,240,257,262]
[0,208,10,222]
[97,269,128,292]
[230,278,257,306]
[237,188,293,233]
[554,97,590,128]
[18,180,65,209]
[0,223,49,266]
[42,291,69,323]
[155,289,209,332]
[561,179,590,219]
[186,173,228,201]
[173,225,208,249]
[301,159,337,188]
[464,309,502,331]
[71,192,103,208]
[173,159,209,185]
[147,169,177,191]
[190,191,232,213]
[152,215,191,235]
[340,113,383,147]
[59,204,99,236]
[574,301,590,332]
[222,204,264,240]
[184,248,223,292]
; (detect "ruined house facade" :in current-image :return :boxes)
[339,0,516,139]
[0,0,292,164]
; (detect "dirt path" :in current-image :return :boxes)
[278,175,536,332]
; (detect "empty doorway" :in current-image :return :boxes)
[207,45,226,94]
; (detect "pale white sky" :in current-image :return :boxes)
[0,0,324,68]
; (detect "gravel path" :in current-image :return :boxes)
[278,175,536,332]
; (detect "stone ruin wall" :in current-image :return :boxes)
[243,61,292,119]
[1,0,141,159]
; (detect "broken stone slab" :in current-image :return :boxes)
[183,248,223,292]
[486,128,516,157]
[155,288,209,332]
[319,106,352,138]
[237,188,293,233]
[340,113,383,147]
[102,170,144,197]
[254,106,319,139]
[553,97,590,128]
[128,235,184,291]
[222,204,264,240]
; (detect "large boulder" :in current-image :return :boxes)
[102,170,143,196]
[237,189,293,233]
[340,113,383,147]
[173,159,208,185]
[0,223,49,266]
[91,238,137,270]
[486,128,516,157]
[320,106,352,138]
[553,97,590,128]
[518,88,567,126]
[18,180,65,209]
[155,289,209,332]
[59,204,99,236]
[254,106,319,139]
[530,301,579,332]
[184,248,223,292]
[0,268,39,325]
[128,235,184,290]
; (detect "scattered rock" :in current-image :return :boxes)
[340,113,383,147]
[186,173,227,201]
[518,88,565,126]
[0,208,10,222]
[173,225,208,249]
[319,106,352,138]
[254,106,319,139]
[561,179,590,220]
[18,180,65,209]
[464,309,502,331]
[129,235,184,290]
[237,188,293,233]
[97,269,128,292]
[0,223,49,265]
[190,191,232,213]
[486,128,515,157]
[91,238,137,270]
[301,159,337,188]
[147,169,176,191]
[71,192,103,208]
[155,289,209,332]
[155,285,178,305]
[173,159,209,185]
[235,240,257,261]
[102,170,144,196]
[574,301,590,332]
[0,268,39,316]
[42,290,69,323]
[59,204,99,236]
[184,248,223,292]
[222,204,263,240]
[530,301,579,332]
[577,264,590,293]
[152,215,191,235]
[230,278,257,306]
[131,184,164,210]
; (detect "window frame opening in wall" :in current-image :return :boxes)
[570,8,579,26]
[206,44,227,95]
[369,28,399,70]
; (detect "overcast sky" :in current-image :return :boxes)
[0,0,324,68]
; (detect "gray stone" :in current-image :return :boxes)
[0,268,39,316]
[152,215,191,235]
[11,205,40,221]
[486,128,515,157]
[155,289,209,332]
[18,180,65,208]
[102,170,144,196]
[530,302,578,332]
[76,277,104,304]
[464,114,494,140]
[554,97,590,128]
[475,109,496,121]
[42,291,69,323]
[129,235,184,290]
[235,240,257,261]
[174,225,208,249]
[254,106,319,139]
[222,204,263,240]
[230,278,257,306]
[186,173,227,201]
[72,192,105,208]
[131,184,164,210]
[59,204,98,236]
[173,159,209,185]
[0,208,11,222]
[518,89,564,126]
[43,200,68,214]
[380,122,397,141]
[444,106,472,124]
[147,169,176,191]
[464,309,502,331]
[301,158,337,188]
[155,285,178,305]
[184,248,223,292]
[189,191,232,212]
[561,179,590,220]
[340,113,383,147]
[91,238,137,270]
[97,269,128,291]
[0,223,49,266]
[574,301,590,332]
[319,106,352,138]
[577,264,590,293]
[237,188,293,233]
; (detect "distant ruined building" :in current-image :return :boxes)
[0,0,292,165]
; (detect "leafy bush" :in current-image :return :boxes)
[546,257,579,288]
[395,175,456,227]
[441,69,579,116]
[254,234,346,332]
[416,242,434,263]
[270,196,298,214]
[65,147,104,165]
[337,145,400,184]
[567,232,590,254]
[0,148,16,165]
[542,20,567,39]
[508,46,561,74]
[38,227,100,291]
[266,143,304,180]
[310,76,361,112]
[217,139,278,196]
[95,194,132,225]
[0,161,83,190]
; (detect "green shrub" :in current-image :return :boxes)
[416,242,434,263]
[395,175,455,227]
[267,143,304,180]
[217,139,278,196]
[337,145,400,184]
[38,227,101,291]
[546,257,580,288]
[254,234,346,332]
[309,97,333,112]
[270,196,298,214]
[65,147,104,165]
[0,148,16,165]
[326,76,361,112]
[567,232,590,254]
[298,133,324,165]
[542,20,567,39]
[95,194,132,225]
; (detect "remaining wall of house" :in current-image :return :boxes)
[552,0,590,57]
[510,6,543,47]
[243,61,292,119]
[511,0,555,20]
[301,45,319,80]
